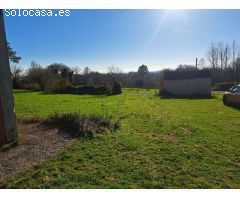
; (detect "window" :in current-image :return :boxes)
[230,86,240,93]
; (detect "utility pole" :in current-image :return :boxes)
[196,58,198,69]
[0,10,17,146]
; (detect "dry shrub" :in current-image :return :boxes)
[43,112,120,138]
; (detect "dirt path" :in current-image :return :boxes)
[0,123,75,183]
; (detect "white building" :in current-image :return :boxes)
[161,70,212,97]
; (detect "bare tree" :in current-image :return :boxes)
[207,43,219,69]
[223,44,231,69]
[71,66,81,75]
[235,57,240,82]
[217,42,230,70]
[218,42,225,70]
[232,40,236,69]
[206,40,239,83]
[198,58,206,69]
[107,65,122,82]
[232,41,240,83]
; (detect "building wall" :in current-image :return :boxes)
[163,77,211,96]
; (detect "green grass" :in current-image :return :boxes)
[2,89,240,188]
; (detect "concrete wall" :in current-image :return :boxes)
[163,77,211,96]
[0,10,17,145]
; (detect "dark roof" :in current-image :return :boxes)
[164,69,211,80]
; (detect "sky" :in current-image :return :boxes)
[4,9,240,72]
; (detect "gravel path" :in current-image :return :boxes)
[0,123,75,182]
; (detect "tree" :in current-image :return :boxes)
[87,72,104,86]
[198,58,206,69]
[135,65,149,88]
[6,42,22,87]
[47,63,71,80]
[71,66,81,75]
[218,42,225,70]
[112,81,122,95]
[234,57,240,82]
[7,42,21,64]
[107,65,122,82]
[217,42,230,70]
[11,65,22,89]
[206,41,234,83]
[28,61,57,91]
[223,44,230,69]
[138,64,149,74]
[176,64,197,71]
[207,43,219,69]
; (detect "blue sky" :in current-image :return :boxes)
[4,9,240,72]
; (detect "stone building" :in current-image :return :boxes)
[161,69,212,97]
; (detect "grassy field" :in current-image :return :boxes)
[2,89,240,188]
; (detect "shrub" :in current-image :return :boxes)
[20,83,41,91]
[212,82,237,91]
[112,81,122,95]
[58,85,111,95]
[43,112,120,138]
[48,79,70,92]
[27,65,58,91]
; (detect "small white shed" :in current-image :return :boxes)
[161,70,212,97]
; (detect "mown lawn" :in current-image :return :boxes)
[2,89,240,188]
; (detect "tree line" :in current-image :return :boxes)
[8,40,240,93]
[11,61,161,91]
[205,40,240,84]
[7,43,161,91]
[172,40,240,85]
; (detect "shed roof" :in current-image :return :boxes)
[164,69,211,80]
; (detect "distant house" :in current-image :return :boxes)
[161,69,212,97]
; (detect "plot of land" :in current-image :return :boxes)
[1,89,240,188]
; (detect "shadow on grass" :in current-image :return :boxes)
[13,90,37,94]
[224,103,240,111]
[38,91,57,95]
[157,89,217,100]
[38,91,112,98]
[159,95,217,100]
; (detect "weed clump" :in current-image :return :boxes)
[43,112,120,138]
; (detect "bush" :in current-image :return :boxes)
[27,65,58,91]
[212,82,237,91]
[112,81,122,95]
[58,85,111,95]
[19,83,41,91]
[43,112,120,138]
[48,79,70,92]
